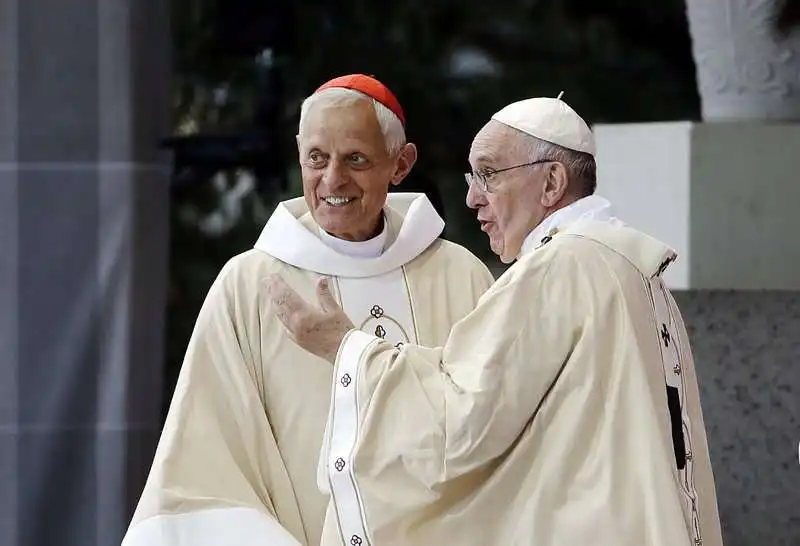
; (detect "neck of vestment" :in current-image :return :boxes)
[519,194,618,258]
[253,192,444,277]
[519,194,679,278]
[316,216,388,259]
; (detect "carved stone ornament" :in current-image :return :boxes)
[686,0,800,120]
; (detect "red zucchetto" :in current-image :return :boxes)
[315,74,405,127]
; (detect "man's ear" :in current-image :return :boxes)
[390,143,418,186]
[540,161,569,207]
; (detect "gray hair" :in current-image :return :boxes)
[298,87,407,156]
[520,136,597,196]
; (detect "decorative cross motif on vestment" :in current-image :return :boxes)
[660,323,671,347]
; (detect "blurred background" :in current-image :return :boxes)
[1,0,798,544]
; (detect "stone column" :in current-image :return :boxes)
[0,0,171,545]
[686,0,800,120]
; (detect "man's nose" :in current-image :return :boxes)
[322,161,348,189]
[465,182,485,210]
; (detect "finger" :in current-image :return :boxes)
[265,274,306,320]
[264,273,288,293]
[264,274,291,306]
[316,277,339,313]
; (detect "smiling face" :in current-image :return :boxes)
[466,121,571,263]
[297,97,416,241]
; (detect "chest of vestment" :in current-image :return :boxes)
[333,268,418,347]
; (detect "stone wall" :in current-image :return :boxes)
[674,291,799,546]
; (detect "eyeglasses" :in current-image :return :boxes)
[464,159,553,193]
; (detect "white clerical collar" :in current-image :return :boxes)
[519,194,618,257]
[253,193,445,278]
[317,216,388,258]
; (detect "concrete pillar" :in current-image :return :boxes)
[0,0,171,544]
[686,0,800,120]
[593,121,800,290]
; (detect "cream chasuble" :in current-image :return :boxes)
[121,193,495,546]
[321,197,724,546]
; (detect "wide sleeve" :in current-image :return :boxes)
[319,252,587,543]
[122,262,302,546]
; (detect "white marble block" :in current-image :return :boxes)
[593,121,800,289]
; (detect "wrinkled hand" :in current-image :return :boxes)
[265,274,355,363]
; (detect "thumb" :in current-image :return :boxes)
[316,277,338,312]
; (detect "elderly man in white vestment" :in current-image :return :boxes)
[268,95,725,546]
[121,74,495,546]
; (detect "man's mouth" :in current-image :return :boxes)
[479,220,493,232]
[322,196,355,207]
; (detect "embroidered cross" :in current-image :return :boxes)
[660,323,671,347]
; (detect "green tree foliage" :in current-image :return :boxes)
[164,0,701,409]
